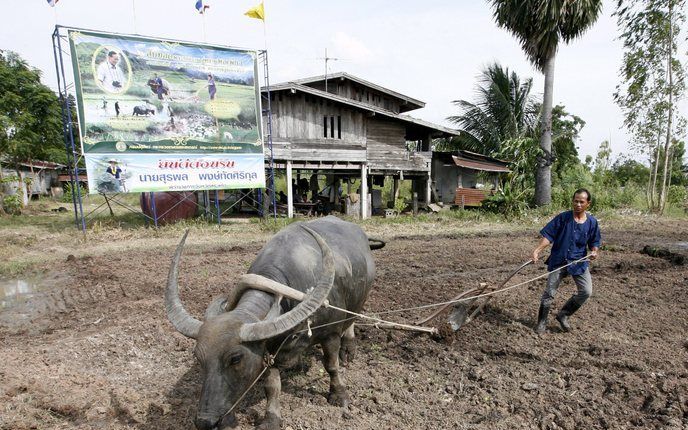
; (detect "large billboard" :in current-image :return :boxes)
[68,29,264,193]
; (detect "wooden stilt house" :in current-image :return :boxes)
[262,72,460,218]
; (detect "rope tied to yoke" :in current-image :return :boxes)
[304,254,593,334]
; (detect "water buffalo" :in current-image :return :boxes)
[166,216,383,429]
[133,105,155,116]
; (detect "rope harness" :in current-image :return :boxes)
[307,254,593,334]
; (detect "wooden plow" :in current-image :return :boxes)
[416,260,533,331]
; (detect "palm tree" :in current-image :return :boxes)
[447,62,538,154]
[489,0,602,206]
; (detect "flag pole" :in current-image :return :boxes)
[262,1,268,52]
[202,11,207,42]
[132,0,138,34]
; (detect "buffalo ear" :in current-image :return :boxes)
[205,296,229,319]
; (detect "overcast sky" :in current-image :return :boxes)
[1,0,685,161]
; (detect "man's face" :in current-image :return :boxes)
[572,193,590,214]
[108,53,119,66]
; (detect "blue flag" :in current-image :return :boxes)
[195,0,209,14]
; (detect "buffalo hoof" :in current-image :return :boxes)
[256,412,281,430]
[327,388,351,408]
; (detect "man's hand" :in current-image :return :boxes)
[589,248,599,261]
[532,249,540,263]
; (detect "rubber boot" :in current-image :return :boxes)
[556,298,583,332]
[534,303,550,334]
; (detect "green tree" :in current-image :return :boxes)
[593,140,612,178]
[0,50,65,206]
[668,139,686,186]
[614,0,686,213]
[546,104,585,176]
[490,0,603,206]
[447,62,538,154]
[610,156,650,186]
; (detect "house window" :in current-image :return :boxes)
[323,116,328,138]
[337,115,342,139]
[330,116,335,138]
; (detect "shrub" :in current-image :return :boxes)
[2,194,22,215]
[482,182,529,218]
[668,185,687,206]
[62,182,88,203]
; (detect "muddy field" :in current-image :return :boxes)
[1,215,687,429]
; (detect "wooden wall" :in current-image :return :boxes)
[267,93,366,162]
[264,91,430,172]
[366,119,430,172]
[270,93,365,143]
[305,80,402,113]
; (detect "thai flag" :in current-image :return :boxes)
[195,0,209,14]
[47,0,59,6]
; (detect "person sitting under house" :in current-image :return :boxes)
[278,191,287,204]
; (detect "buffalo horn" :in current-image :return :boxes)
[165,230,202,339]
[239,225,335,342]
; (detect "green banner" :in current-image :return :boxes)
[68,30,263,155]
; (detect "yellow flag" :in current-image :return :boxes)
[244,2,264,20]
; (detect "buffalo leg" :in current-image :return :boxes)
[257,368,281,430]
[339,323,356,366]
[321,334,350,407]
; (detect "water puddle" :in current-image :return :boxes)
[0,275,72,327]
[0,278,43,310]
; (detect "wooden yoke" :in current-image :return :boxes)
[225,273,331,311]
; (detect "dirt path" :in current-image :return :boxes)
[1,216,686,429]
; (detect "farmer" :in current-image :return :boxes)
[153,73,165,100]
[207,73,217,100]
[532,188,601,334]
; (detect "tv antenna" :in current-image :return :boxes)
[316,48,347,93]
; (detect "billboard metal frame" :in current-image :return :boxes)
[51,25,277,231]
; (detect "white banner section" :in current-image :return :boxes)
[85,153,265,194]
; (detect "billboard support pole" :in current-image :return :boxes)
[259,50,277,220]
[52,26,86,232]
[215,190,221,226]
[150,192,158,228]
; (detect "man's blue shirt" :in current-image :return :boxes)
[540,211,601,275]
